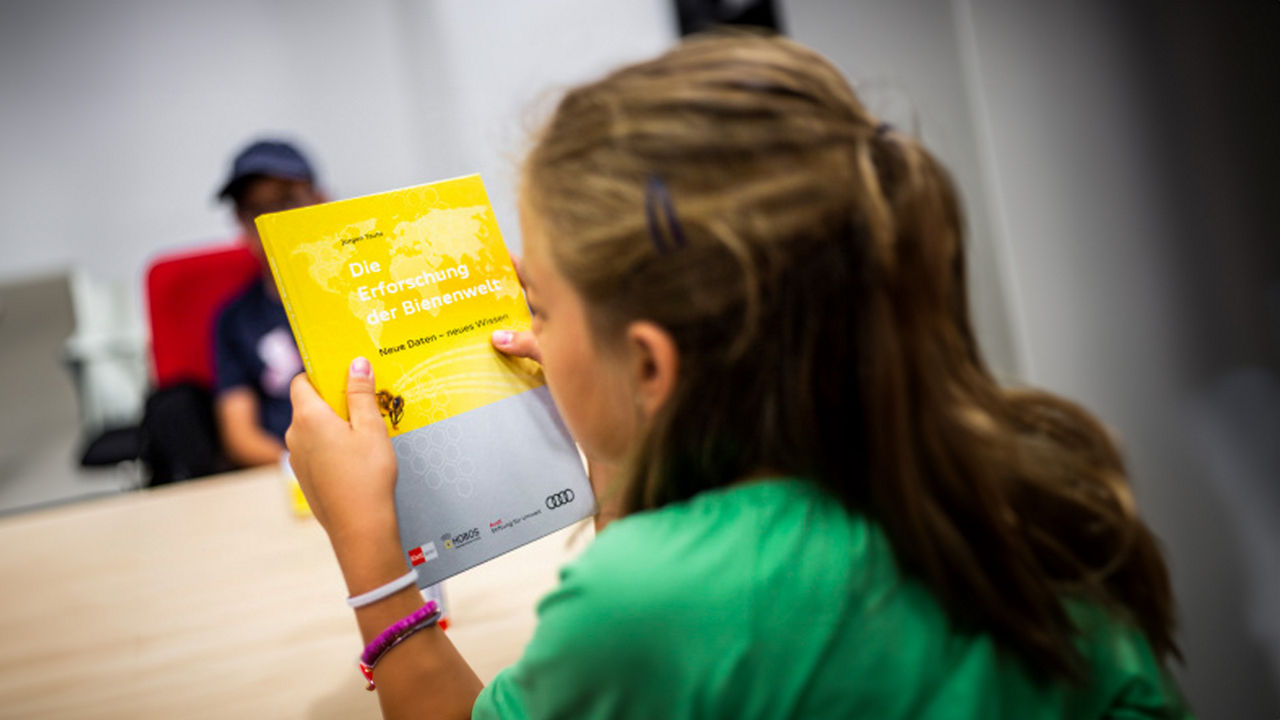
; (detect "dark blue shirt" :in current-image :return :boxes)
[214,280,301,440]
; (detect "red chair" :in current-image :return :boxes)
[139,241,261,484]
[145,241,260,389]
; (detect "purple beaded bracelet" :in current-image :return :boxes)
[357,600,440,691]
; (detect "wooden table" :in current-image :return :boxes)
[0,466,593,719]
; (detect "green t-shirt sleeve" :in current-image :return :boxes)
[1065,602,1197,720]
[473,518,716,720]
[472,564,650,720]
[471,482,1195,720]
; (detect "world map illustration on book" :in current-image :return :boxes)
[257,174,594,587]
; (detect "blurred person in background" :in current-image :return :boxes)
[214,140,325,466]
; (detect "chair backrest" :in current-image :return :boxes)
[145,242,260,390]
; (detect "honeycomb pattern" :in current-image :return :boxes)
[394,421,477,498]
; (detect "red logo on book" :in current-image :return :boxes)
[490,519,503,528]
[409,541,438,565]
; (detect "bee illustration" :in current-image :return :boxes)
[376,390,406,429]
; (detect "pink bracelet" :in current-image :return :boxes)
[357,601,440,691]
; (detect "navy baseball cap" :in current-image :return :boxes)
[216,140,316,201]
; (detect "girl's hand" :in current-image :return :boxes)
[288,359,483,717]
[286,357,399,547]
[491,255,542,363]
[491,329,541,362]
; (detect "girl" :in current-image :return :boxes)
[286,34,1191,719]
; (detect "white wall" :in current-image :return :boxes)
[784,0,1021,378]
[393,0,678,253]
[0,0,673,289]
[954,1,1276,716]
[788,1,1276,717]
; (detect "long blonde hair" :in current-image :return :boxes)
[523,33,1177,682]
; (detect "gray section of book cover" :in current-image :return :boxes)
[391,385,594,588]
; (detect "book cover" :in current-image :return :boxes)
[256,174,594,588]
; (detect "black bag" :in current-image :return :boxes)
[138,383,233,485]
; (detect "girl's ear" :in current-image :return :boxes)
[624,320,679,420]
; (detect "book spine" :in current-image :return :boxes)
[261,235,316,380]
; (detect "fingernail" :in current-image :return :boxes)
[492,330,513,346]
[350,356,372,378]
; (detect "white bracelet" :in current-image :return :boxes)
[347,568,419,609]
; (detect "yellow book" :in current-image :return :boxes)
[257,174,593,586]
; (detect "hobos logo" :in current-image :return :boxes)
[441,528,481,551]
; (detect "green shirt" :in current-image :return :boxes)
[474,480,1190,719]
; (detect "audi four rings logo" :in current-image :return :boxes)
[545,489,575,509]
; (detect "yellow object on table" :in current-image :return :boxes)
[280,451,312,518]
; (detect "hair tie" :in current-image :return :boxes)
[874,122,893,138]
[644,175,688,254]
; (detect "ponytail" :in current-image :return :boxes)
[856,129,1179,679]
